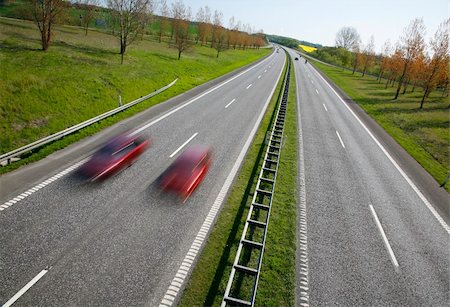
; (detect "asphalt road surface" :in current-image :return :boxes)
[0,51,285,306]
[289,49,449,306]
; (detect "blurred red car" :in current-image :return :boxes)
[158,145,212,200]
[78,132,150,181]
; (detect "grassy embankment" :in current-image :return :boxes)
[180,57,298,306]
[309,59,449,191]
[0,17,270,174]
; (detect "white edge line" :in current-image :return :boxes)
[335,130,345,148]
[322,104,328,112]
[131,53,275,136]
[310,63,450,234]
[169,133,198,158]
[225,98,236,109]
[1,157,90,213]
[3,269,49,307]
[159,54,286,307]
[369,205,400,271]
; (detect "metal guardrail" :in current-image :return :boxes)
[222,54,291,307]
[0,78,178,165]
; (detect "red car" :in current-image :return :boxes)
[158,145,212,200]
[78,132,150,182]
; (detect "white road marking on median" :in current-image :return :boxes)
[336,131,345,148]
[3,269,49,307]
[258,75,262,79]
[225,98,236,109]
[315,89,319,95]
[159,54,286,307]
[0,159,87,214]
[296,76,310,305]
[169,133,198,158]
[323,104,328,112]
[369,205,400,271]
[246,84,252,89]
[310,64,450,235]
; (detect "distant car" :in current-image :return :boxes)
[158,145,212,201]
[295,57,298,60]
[78,132,150,181]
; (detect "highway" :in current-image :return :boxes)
[0,50,285,306]
[289,48,449,306]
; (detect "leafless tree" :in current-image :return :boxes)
[170,1,191,59]
[108,0,154,64]
[157,0,169,43]
[361,35,375,77]
[335,27,361,50]
[29,0,66,50]
[79,0,99,35]
[210,9,222,48]
[394,18,426,99]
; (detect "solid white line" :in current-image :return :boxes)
[3,269,49,307]
[369,205,400,271]
[159,54,286,307]
[258,75,262,79]
[225,98,236,109]
[336,131,345,148]
[131,53,275,137]
[246,84,252,89]
[315,89,319,95]
[310,64,450,234]
[323,104,328,112]
[169,133,198,158]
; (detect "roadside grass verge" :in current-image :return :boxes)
[0,17,270,174]
[309,59,449,191]
[180,56,298,306]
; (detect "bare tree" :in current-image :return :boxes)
[394,18,426,99]
[170,1,191,59]
[420,18,450,108]
[108,0,153,64]
[361,35,375,77]
[377,40,392,81]
[157,0,169,43]
[79,0,99,35]
[335,27,361,50]
[29,0,66,50]
[214,27,227,57]
[211,9,222,48]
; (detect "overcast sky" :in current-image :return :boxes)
[176,0,448,52]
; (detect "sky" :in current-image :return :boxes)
[173,0,449,53]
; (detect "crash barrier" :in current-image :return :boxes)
[0,79,178,166]
[222,54,291,306]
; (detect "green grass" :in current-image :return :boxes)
[180,57,298,306]
[309,59,449,191]
[0,17,269,173]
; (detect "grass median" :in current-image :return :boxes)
[180,56,298,306]
[0,17,270,174]
[308,59,449,191]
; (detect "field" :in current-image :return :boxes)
[310,59,450,190]
[0,17,269,170]
[299,44,317,52]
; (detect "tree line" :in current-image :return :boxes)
[311,18,449,108]
[11,0,266,63]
